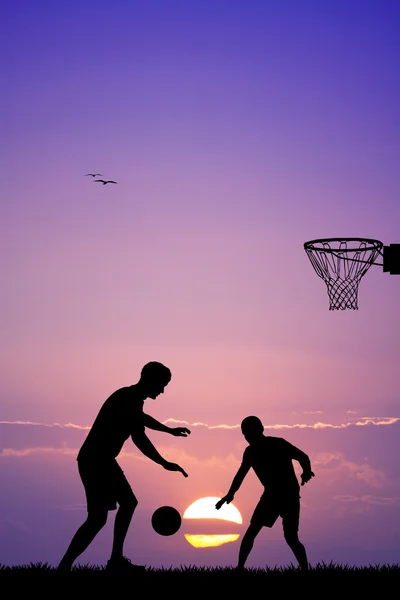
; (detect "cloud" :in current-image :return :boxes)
[2,415,399,434]
[0,420,90,430]
[163,419,241,430]
[0,446,77,457]
[146,447,241,470]
[334,495,400,506]
[0,445,154,461]
[1,417,399,476]
[361,495,400,505]
[0,441,242,477]
[57,503,87,511]
[0,519,31,533]
[314,452,385,487]
[333,495,359,503]
[163,416,400,430]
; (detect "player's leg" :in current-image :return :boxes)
[282,496,309,571]
[238,493,278,569]
[283,528,308,570]
[57,460,109,571]
[238,522,263,569]
[57,509,108,571]
[108,463,138,564]
[110,491,138,560]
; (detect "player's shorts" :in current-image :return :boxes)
[78,457,136,513]
[250,491,300,533]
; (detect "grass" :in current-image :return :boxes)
[0,562,399,595]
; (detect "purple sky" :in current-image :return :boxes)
[1,0,399,569]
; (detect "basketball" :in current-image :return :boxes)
[151,505,182,536]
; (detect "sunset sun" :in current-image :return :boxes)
[183,496,242,524]
[183,497,242,548]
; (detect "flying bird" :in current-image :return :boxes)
[85,173,103,177]
[94,179,117,185]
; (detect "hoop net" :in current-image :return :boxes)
[304,238,383,310]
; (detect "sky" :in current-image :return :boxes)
[1,0,399,569]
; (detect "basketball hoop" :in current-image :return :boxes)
[304,238,384,310]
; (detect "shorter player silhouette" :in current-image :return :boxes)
[216,416,314,570]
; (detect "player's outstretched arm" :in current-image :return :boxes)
[215,462,250,510]
[169,426,191,437]
[143,414,191,437]
[215,493,234,510]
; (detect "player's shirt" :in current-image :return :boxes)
[242,436,301,496]
[77,386,145,462]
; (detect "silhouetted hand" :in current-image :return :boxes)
[163,461,188,477]
[170,427,191,437]
[301,470,315,486]
[215,493,234,510]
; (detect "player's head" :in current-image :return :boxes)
[139,361,171,399]
[241,416,264,443]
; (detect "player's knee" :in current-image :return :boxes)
[120,491,138,512]
[284,530,299,547]
[244,523,260,541]
[88,510,108,530]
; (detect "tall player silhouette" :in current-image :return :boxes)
[58,362,190,573]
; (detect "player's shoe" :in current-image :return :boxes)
[106,556,146,574]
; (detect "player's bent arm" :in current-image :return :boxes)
[143,414,171,433]
[291,446,315,482]
[131,431,169,467]
[131,431,188,476]
[292,447,312,472]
